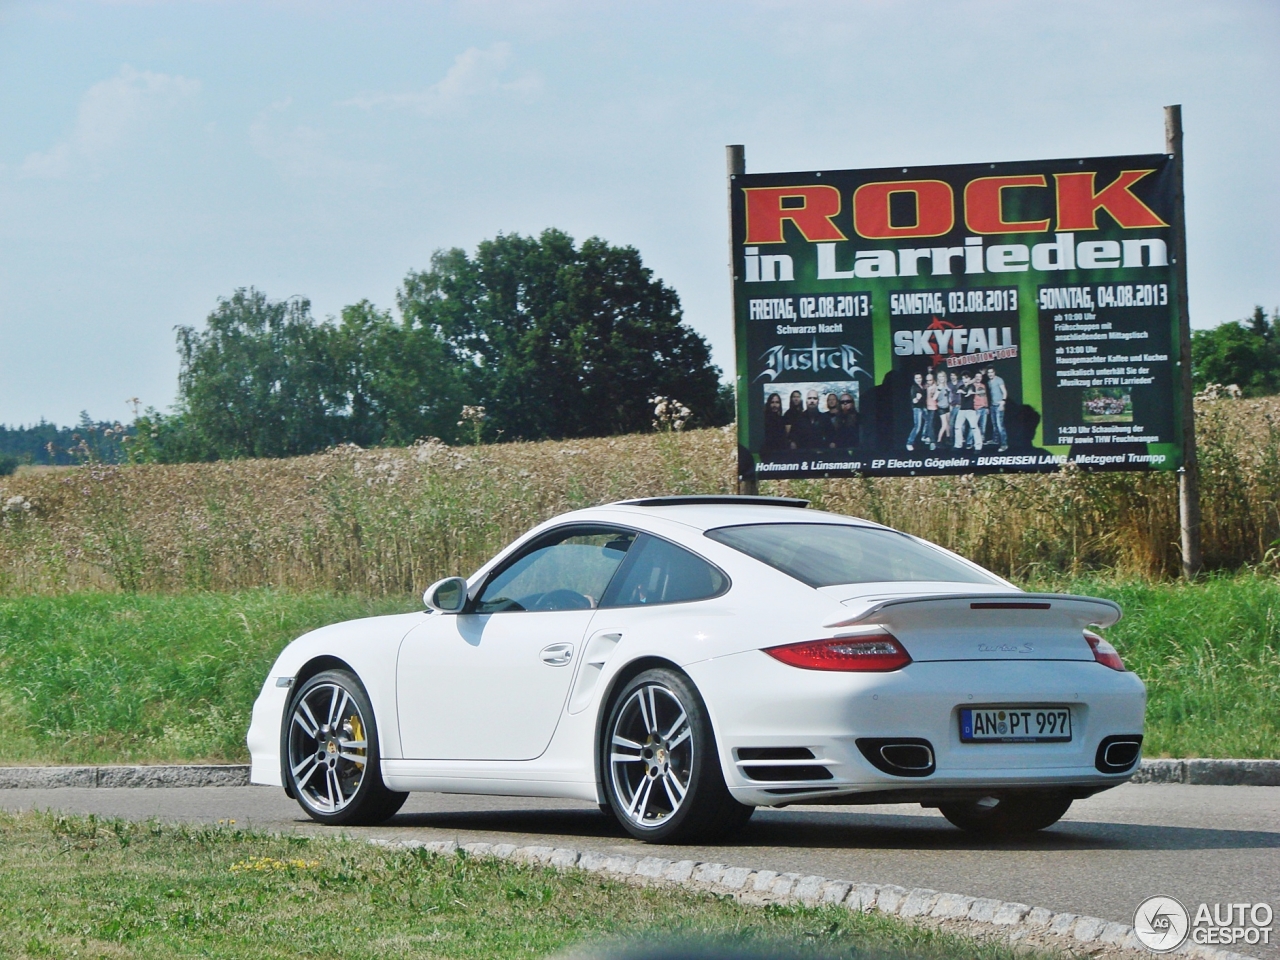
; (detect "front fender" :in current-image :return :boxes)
[246,611,428,786]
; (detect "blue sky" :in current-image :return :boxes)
[1,0,1277,427]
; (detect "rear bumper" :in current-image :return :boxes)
[686,651,1146,807]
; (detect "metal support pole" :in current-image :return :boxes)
[1166,104,1202,578]
[727,144,759,496]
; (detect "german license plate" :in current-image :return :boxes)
[960,706,1072,743]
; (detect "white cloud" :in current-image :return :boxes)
[340,42,541,117]
[21,65,201,179]
[250,97,390,183]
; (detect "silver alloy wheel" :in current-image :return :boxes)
[287,681,369,813]
[608,682,694,828]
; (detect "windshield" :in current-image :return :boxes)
[704,523,1000,588]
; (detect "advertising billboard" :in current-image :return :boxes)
[731,154,1183,479]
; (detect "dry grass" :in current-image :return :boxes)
[1,398,1278,594]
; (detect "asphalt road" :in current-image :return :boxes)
[3,783,1276,958]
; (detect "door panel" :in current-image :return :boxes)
[396,610,594,760]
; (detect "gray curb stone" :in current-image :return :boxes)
[1128,758,1280,786]
[968,897,1004,923]
[2,757,1277,788]
[662,859,695,882]
[1130,760,1186,784]
[993,901,1031,925]
[875,884,909,914]
[1026,906,1054,927]
[751,869,778,893]
[549,848,580,869]
[769,872,803,897]
[0,764,251,788]
[931,892,975,920]
[899,888,940,918]
[793,875,827,904]
[367,841,1261,960]
[820,880,853,905]
[1186,759,1280,786]
[606,854,637,875]
[576,850,610,871]
[1073,915,1109,942]
[691,862,725,885]
[719,866,754,891]
[1048,912,1079,935]
[635,857,669,879]
[846,883,879,912]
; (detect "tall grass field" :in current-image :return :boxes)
[0,579,1274,765]
[1,397,1279,593]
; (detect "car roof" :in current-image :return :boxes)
[572,498,887,534]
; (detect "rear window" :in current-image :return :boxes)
[600,534,728,607]
[704,523,999,588]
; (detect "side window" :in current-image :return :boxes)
[600,534,728,607]
[475,528,636,613]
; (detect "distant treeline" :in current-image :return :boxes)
[0,416,132,473]
[1192,306,1280,396]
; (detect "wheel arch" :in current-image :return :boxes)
[293,655,357,690]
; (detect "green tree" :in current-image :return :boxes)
[330,300,465,447]
[175,288,346,459]
[399,229,724,441]
[1192,305,1280,396]
[171,289,468,460]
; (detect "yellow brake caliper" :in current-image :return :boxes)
[349,714,366,768]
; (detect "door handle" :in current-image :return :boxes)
[540,642,574,666]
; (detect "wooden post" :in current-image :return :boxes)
[728,144,759,496]
[1166,104,1202,578]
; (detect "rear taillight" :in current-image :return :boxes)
[1085,630,1126,671]
[765,635,912,672]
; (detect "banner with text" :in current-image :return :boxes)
[731,154,1182,478]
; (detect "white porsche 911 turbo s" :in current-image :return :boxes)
[247,495,1146,842]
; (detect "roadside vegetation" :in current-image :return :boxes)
[0,593,414,765]
[2,397,1279,592]
[1052,574,1280,759]
[0,810,1063,960]
[0,398,1276,765]
[0,578,1274,766]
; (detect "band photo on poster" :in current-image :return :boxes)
[762,381,862,453]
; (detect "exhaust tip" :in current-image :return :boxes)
[856,737,936,778]
[1096,734,1143,773]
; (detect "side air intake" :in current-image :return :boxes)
[735,747,830,782]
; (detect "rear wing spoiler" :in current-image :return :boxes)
[824,592,1122,631]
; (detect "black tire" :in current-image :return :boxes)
[601,667,754,843]
[280,669,408,826]
[938,792,1073,836]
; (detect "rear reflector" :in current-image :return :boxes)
[765,635,912,672]
[1085,630,1126,671]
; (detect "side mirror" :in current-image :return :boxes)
[424,577,469,614]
